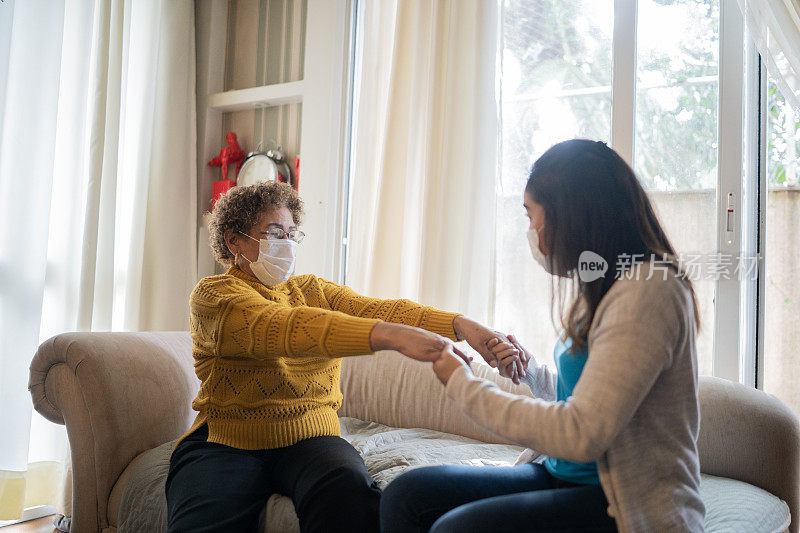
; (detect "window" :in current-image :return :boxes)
[495,0,769,383]
[343,0,797,409]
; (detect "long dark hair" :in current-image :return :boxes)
[526,139,700,352]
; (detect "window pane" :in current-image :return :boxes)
[495,0,613,366]
[763,78,800,415]
[634,0,719,375]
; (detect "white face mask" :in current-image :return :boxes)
[240,233,298,286]
[527,227,554,274]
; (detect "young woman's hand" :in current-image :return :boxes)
[370,322,472,364]
[453,316,518,368]
[433,343,473,385]
[488,334,531,384]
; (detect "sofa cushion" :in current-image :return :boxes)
[700,473,790,533]
[116,417,790,533]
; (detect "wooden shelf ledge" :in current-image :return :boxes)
[208,80,305,112]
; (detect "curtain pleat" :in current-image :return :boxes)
[0,0,68,520]
[347,0,499,324]
[0,0,197,521]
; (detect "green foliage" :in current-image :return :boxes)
[501,0,613,191]
[767,82,800,188]
[503,0,722,191]
[634,0,719,190]
[502,0,799,191]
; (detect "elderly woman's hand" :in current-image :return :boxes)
[453,316,521,380]
[488,334,531,384]
[370,322,472,364]
[432,343,473,385]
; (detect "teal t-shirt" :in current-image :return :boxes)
[543,335,600,485]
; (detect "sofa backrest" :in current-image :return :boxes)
[340,350,533,445]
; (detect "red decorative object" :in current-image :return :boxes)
[208,132,246,181]
[294,154,300,191]
[212,179,235,210]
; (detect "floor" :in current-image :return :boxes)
[0,515,58,533]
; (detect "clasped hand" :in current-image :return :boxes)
[369,317,530,386]
[432,317,531,386]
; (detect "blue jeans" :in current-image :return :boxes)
[380,462,617,533]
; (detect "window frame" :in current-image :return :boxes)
[739,37,767,390]
[714,0,747,383]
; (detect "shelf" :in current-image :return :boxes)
[208,80,305,112]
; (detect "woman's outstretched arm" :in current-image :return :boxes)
[191,275,468,363]
[316,277,523,378]
[317,277,461,337]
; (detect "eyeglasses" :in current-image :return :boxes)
[242,228,305,244]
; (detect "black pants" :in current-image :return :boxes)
[165,423,381,533]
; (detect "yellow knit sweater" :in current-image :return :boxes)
[173,265,460,453]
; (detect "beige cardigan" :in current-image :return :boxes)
[446,261,706,532]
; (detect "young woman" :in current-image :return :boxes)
[381,139,706,532]
[164,181,520,533]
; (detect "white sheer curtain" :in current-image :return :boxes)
[346,0,499,324]
[738,0,800,110]
[0,0,197,523]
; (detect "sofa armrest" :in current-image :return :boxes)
[28,332,197,533]
[697,376,800,533]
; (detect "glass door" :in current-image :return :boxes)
[494,0,752,378]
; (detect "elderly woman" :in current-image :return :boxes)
[164,181,520,533]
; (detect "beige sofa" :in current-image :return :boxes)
[28,331,799,533]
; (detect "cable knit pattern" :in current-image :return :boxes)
[173,265,460,453]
